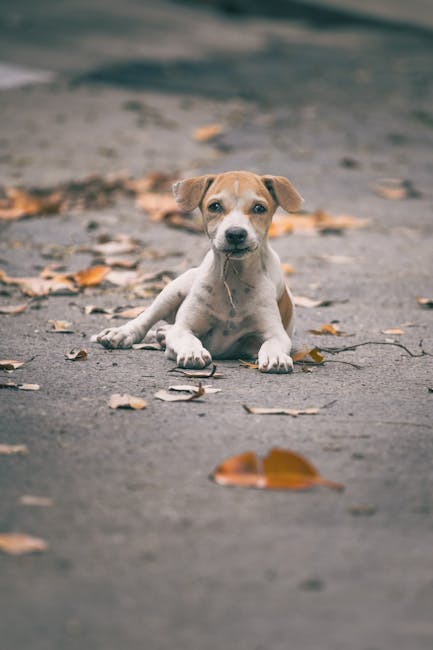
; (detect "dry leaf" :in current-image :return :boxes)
[294,296,335,309]
[88,239,139,257]
[0,381,40,391]
[105,269,142,287]
[193,123,223,142]
[168,384,221,394]
[239,360,259,369]
[0,533,48,555]
[268,209,368,238]
[280,262,295,275]
[318,254,356,264]
[108,306,146,320]
[65,348,88,361]
[243,405,320,417]
[0,269,77,297]
[155,384,205,402]
[0,360,25,370]
[136,192,183,222]
[308,324,348,337]
[48,319,74,333]
[108,393,147,410]
[374,178,420,200]
[73,265,110,287]
[0,444,28,455]
[416,297,433,309]
[292,347,324,363]
[381,328,404,335]
[211,448,344,490]
[0,187,62,220]
[0,303,28,315]
[19,495,53,507]
[168,364,222,378]
[84,304,112,315]
[102,257,139,269]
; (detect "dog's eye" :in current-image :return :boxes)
[208,202,223,213]
[252,203,266,214]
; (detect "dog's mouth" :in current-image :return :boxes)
[222,245,256,257]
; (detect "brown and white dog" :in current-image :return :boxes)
[96,171,303,373]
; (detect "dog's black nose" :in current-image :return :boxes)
[225,227,247,246]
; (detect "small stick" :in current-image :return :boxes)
[223,254,236,310]
[315,340,431,358]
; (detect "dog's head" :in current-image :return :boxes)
[173,171,303,258]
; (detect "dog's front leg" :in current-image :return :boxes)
[164,325,212,369]
[257,309,293,374]
[96,268,197,349]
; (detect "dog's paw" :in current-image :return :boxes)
[96,326,139,349]
[176,346,212,369]
[258,346,293,374]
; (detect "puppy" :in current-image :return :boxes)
[96,171,302,373]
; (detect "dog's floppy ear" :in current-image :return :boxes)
[262,175,303,212]
[173,175,215,211]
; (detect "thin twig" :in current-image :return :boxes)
[223,254,236,310]
[294,359,362,369]
[315,340,431,358]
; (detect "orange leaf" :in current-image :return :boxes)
[308,324,347,337]
[73,265,110,287]
[193,123,223,142]
[0,303,28,315]
[269,210,368,238]
[212,448,343,491]
[292,347,324,363]
[0,533,48,555]
[381,328,404,335]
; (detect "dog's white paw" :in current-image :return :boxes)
[258,345,293,374]
[96,325,139,349]
[176,346,212,369]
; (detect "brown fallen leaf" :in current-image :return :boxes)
[374,178,420,200]
[0,444,28,455]
[243,405,320,417]
[0,303,28,315]
[73,265,110,287]
[292,347,325,364]
[87,238,139,257]
[19,495,53,507]
[381,328,404,335]
[0,360,25,371]
[48,319,74,333]
[108,393,147,410]
[294,296,337,309]
[155,384,205,402]
[0,269,77,297]
[168,364,222,378]
[105,269,142,287]
[211,448,344,490]
[280,262,295,275]
[107,306,146,320]
[239,360,259,369]
[0,533,48,555]
[136,192,184,222]
[65,348,88,361]
[416,297,433,309]
[268,209,368,238]
[125,171,178,194]
[0,187,62,220]
[84,304,112,315]
[193,123,223,142]
[308,324,348,337]
[168,384,221,394]
[102,257,139,269]
[0,381,40,391]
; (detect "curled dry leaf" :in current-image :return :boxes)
[381,328,404,335]
[294,296,342,309]
[308,324,348,337]
[0,533,48,555]
[243,405,320,417]
[0,187,62,220]
[0,303,28,315]
[193,123,223,142]
[87,239,139,257]
[0,269,77,297]
[107,306,146,320]
[108,393,147,410]
[417,297,433,309]
[168,364,222,378]
[136,192,183,222]
[168,384,221,394]
[19,495,54,507]
[0,444,28,455]
[0,381,40,391]
[292,347,324,364]
[73,265,110,287]
[0,360,25,371]
[268,209,368,238]
[48,319,74,333]
[211,448,344,491]
[155,384,205,402]
[374,178,420,200]
[65,348,88,361]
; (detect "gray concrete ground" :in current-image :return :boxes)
[0,2,432,649]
